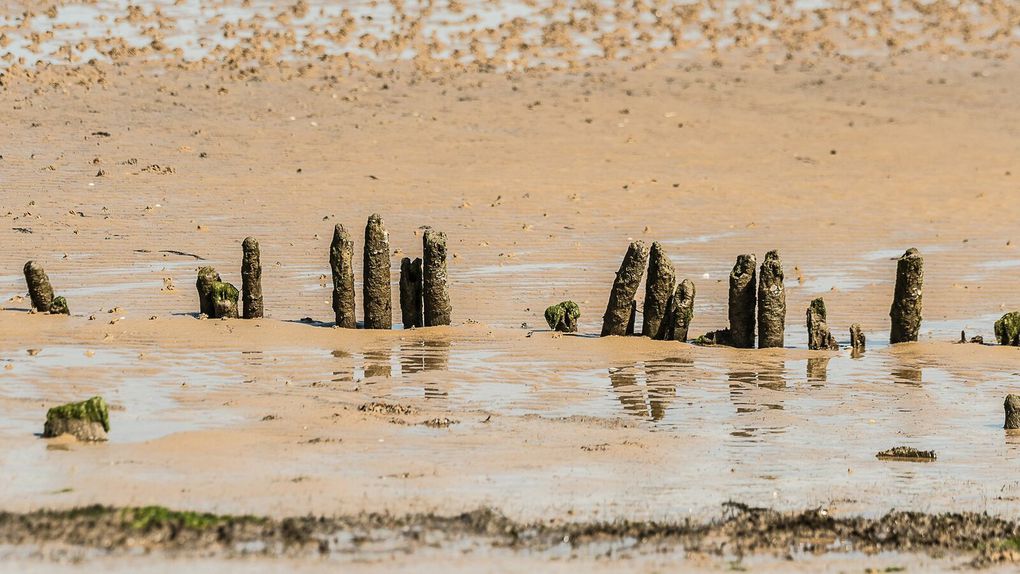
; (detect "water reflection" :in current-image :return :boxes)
[806,357,829,384]
[608,357,691,421]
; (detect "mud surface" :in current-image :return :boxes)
[1,502,1019,570]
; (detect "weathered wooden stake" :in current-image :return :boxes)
[807,297,839,350]
[757,250,785,348]
[642,241,676,339]
[626,300,637,336]
[1005,394,1020,430]
[241,237,263,319]
[601,241,648,337]
[661,278,695,342]
[850,323,866,354]
[23,261,55,313]
[363,214,392,329]
[330,224,356,328]
[890,248,923,344]
[400,257,424,328]
[423,228,452,327]
[728,254,757,348]
[196,266,221,316]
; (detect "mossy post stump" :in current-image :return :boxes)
[329,224,356,328]
[601,241,648,337]
[422,228,452,327]
[890,248,923,344]
[400,257,424,329]
[49,296,69,315]
[196,266,221,316]
[642,242,676,339]
[23,260,62,313]
[43,396,110,442]
[1005,394,1020,430]
[209,281,239,318]
[363,214,392,330]
[807,297,839,350]
[850,323,866,355]
[545,301,580,333]
[994,312,1020,346]
[757,250,785,348]
[241,237,263,319]
[196,267,238,319]
[728,254,757,348]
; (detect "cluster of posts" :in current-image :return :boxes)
[600,243,926,352]
[191,214,451,328]
[601,241,696,341]
[327,214,452,329]
[17,214,452,330]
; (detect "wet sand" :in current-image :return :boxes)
[3,0,1020,570]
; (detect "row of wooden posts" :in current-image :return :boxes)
[600,241,924,350]
[20,214,453,329]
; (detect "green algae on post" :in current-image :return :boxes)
[757,250,785,348]
[994,312,1020,346]
[807,297,839,350]
[43,396,110,442]
[208,280,240,319]
[329,224,356,329]
[728,254,757,348]
[876,446,937,462]
[23,260,55,313]
[601,241,648,337]
[642,242,675,339]
[196,266,221,316]
[241,237,263,319]
[48,296,70,316]
[889,248,923,344]
[544,301,580,333]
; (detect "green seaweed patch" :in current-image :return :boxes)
[127,506,229,531]
[876,446,936,461]
[46,396,109,432]
[995,312,1020,346]
[49,296,69,315]
[544,301,579,332]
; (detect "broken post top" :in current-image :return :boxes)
[760,250,783,281]
[242,236,259,250]
[731,253,756,281]
[808,297,827,317]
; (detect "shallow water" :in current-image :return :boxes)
[2,326,1019,518]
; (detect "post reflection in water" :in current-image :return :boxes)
[727,359,787,439]
[806,357,830,384]
[400,339,450,399]
[364,348,392,380]
[608,357,690,422]
[892,364,923,385]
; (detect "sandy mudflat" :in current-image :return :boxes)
[3,0,1020,571]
